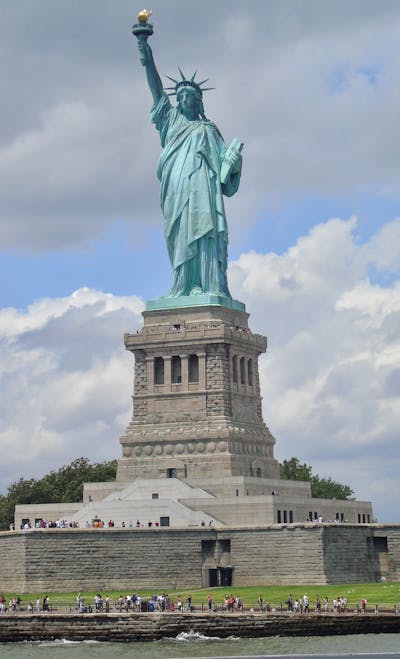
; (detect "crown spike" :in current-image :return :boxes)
[165,70,212,98]
[165,75,179,84]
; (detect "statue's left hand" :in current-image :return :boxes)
[227,149,242,174]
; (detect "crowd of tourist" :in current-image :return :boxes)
[304,516,346,524]
[75,592,179,613]
[254,594,372,615]
[21,520,79,530]
[0,595,50,613]
[19,518,167,530]
[222,594,243,611]
[87,519,162,529]
[71,592,297,615]
[0,591,378,616]
[18,515,353,531]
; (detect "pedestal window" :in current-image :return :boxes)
[171,356,182,384]
[189,354,199,383]
[154,357,164,385]
[232,355,238,383]
[240,357,246,384]
[247,359,253,386]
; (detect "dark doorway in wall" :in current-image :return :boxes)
[208,566,233,587]
[209,568,218,587]
[373,536,389,579]
[219,567,233,586]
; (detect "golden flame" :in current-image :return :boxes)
[137,9,152,24]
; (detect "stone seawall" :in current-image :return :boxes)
[1,612,400,643]
[230,526,327,584]
[1,524,399,592]
[0,528,203,592]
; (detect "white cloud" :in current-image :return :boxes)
[0,85,159,249]
[0,287,141,336]
[0,288,144,487]
[1,2,400,249]
[0,220,399,523]
[230,217,400,522]
[361,219,400,275]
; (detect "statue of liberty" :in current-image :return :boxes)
[134,14,243,300]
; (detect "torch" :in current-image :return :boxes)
[132,9,154,64]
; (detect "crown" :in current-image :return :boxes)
[164,68,214,97]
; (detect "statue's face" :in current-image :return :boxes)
[177,88,199,119]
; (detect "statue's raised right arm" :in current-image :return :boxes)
[137,39,163,106]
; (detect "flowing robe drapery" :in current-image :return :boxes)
[151,94,241,297]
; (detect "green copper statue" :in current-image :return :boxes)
[133,13,243,300]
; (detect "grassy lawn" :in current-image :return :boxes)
[2,582,400,610]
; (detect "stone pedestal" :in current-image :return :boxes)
[14,306,375,532]
[117,304,279,482]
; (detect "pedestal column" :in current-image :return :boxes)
[164,355,172,390]
[181,354,189,389]
[198,352,206,389]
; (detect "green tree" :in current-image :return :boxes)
[279,457,312,482]
[279,457,353,500]
[0,457,117,531]
[0,494,14,532]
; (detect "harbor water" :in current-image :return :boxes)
[0,631,400,658]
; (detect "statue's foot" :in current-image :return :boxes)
[190,287,203,295]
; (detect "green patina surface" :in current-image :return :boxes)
[134,19,244,308]
[146,293,245,312]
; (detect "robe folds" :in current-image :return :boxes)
[151,94,240,297]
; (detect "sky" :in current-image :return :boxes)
[1,0,400,522]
